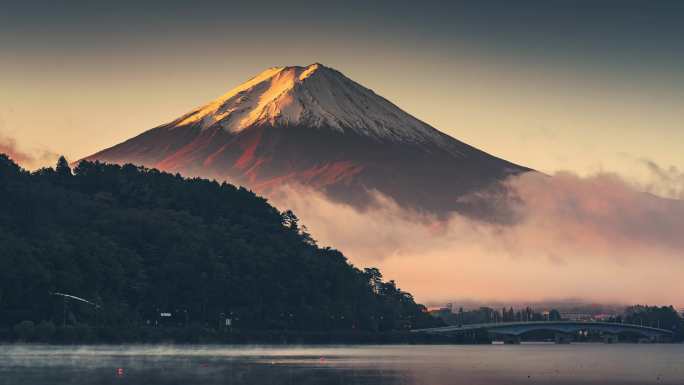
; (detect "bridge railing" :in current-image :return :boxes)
[412,320,674,335]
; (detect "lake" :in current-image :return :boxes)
[1,344,683,385]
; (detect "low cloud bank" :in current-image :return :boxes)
[0,132,58,170]
[271,170,684,307]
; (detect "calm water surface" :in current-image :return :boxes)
[1,344,683,385]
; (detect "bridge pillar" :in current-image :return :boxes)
[602,334,619,344]
[554,333,572,344]
[503,335,521,344]
[656,334,672,343]
[637,336,657,343]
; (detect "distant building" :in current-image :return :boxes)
[560,312,593,321]
[428,307,453,319]
[560,312,616,321]
[592,313,615,321]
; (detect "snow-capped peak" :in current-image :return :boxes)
[172,63,458,151]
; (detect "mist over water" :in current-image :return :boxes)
[270,170,684,306]
[1,344,683,385]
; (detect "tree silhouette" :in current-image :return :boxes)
[55,156,71,177]
[0,155,442,336]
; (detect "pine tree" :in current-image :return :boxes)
[55,156,71,177]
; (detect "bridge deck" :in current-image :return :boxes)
[413,321,673,337]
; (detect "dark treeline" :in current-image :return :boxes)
[433,306,562,325]
[0,154,441,342]
[609,305,684,334]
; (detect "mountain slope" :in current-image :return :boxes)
[85,63,530,214]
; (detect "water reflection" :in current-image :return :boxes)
[1,344,683,385]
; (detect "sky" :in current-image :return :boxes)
[2,0,684,306]
[2,0,683,178]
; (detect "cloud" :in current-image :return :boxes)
[0,132,58,169]
[270,170,684,307]
[637,159,684,200]
[0,134,33,166]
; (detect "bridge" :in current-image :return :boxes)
[412,321,674,343]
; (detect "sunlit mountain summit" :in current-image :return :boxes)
[86,63,530,214]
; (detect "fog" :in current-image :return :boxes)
[2,344,683,385]
[2,130,682,307]
[271,170,684,307]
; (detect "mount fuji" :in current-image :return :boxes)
[84,63,531,215]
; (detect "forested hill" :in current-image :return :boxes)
[0,154,440,336]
